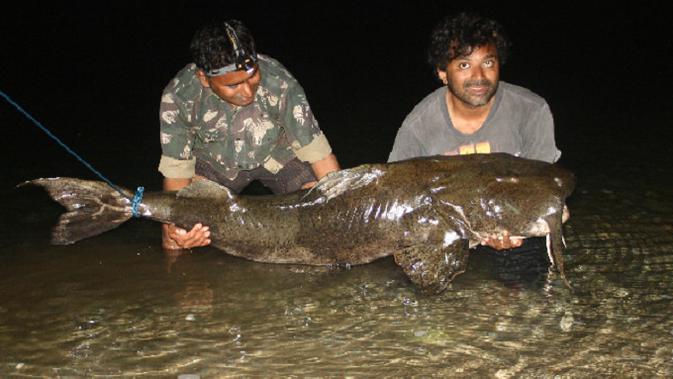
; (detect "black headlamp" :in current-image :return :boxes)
[206,22,258,77]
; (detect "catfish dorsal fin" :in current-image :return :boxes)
[177,178,235,201]
[308,164,385,201]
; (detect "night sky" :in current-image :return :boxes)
[1,2,671,190]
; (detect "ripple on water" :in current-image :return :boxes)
[2,179,673,376]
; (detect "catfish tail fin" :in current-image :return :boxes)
[20,177,133,245]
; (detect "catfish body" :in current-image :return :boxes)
[26,153,575,293]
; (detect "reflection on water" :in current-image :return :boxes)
[1,170,672,377]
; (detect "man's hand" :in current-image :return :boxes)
[161,176,212,250]
[162,223,211,250]
[481,231,524,250]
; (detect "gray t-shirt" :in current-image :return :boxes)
[388,81,561,163]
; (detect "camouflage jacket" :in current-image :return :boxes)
[159,55,332,180]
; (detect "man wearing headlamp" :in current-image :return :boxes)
[158,20,340,250]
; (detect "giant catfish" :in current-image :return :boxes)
[23,153,575,293]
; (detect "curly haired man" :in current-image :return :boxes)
[389,13,563,251]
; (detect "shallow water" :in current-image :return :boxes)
[2,158,673,377]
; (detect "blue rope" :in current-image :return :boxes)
[1,90,145,216]
[131,186,145,217]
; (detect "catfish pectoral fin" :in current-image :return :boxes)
[393,241,470,294]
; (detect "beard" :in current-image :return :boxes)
[447,78,498,108]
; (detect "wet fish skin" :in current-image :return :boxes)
[22,153,575,294]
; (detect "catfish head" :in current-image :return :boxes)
[429,158,576,246]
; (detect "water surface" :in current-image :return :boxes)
[1,157,672,377]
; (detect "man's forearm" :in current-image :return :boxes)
[163,177,192,191]
[310,153,340,180]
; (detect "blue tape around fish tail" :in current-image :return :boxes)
[131,186,144,217]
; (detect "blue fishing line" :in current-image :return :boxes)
[1,90,145,217]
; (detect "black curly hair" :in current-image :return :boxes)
[190,19,256,72]
[428,13,511,70]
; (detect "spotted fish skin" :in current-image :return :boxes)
[24,153,575,294]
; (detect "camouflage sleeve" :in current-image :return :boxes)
[521,102,562,163]
[294,133,332,163]
[280,82,332,162]
[159,90,195,162]
[158,155,196,179]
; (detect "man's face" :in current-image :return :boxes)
[438,44,500,108]
[198,65,261,107]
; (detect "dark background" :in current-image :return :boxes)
[1,2,671,191]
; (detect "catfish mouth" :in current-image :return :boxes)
[468,204,569,248]
[525,217,552,237]
[472,217,553,246]
[524,204,569,237]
